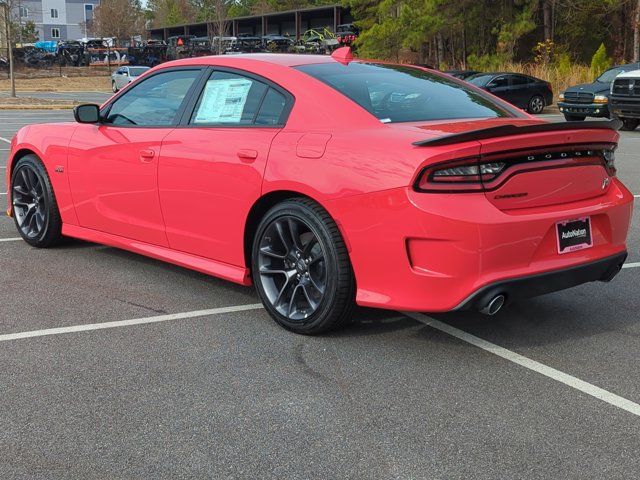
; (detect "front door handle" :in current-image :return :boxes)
[139,149,155,163]
[237,149,258,162]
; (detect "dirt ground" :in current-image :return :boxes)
[0,74,111,92]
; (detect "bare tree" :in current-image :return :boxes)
[634,0,640,62]
[94,0,145,40]
[196,0,229,54]
[0,0,16,97]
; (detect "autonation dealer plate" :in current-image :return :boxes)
[556,217,593,254]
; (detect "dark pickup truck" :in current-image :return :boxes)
[610,69,640,130]
[558,64,639,121]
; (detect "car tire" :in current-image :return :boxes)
[10,154,63,248]
[112,81,118,93]
[563,114,586,122]
[252,198,355,335]
[527,95,545,114]
[620,119,640,131]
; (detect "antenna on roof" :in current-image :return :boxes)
[331,46,353,65]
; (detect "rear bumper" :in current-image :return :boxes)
[456,251,627,311]
[558,102,609,117]
[326,179,634,312]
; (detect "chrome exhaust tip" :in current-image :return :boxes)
[480,294,506,316]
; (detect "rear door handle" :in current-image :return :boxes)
[139,149,155,162]
[237,149,258,162]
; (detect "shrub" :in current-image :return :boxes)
[590,43,612,79]
[467,54,509,72]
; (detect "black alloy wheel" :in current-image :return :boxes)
[528,95,545,114]
[11,155,62,247]
[258,215,326,320]
[252,199,355,334]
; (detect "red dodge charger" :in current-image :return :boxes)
[5,48,634,334]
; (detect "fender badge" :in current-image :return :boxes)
[602,177,610,189]
[55,166,64,173]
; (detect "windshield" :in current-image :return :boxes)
[296,63,512,123]
[129,67,149,77]
[596,68,631,83]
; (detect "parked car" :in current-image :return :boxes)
[558,64,640,121]
[445,70,480,80]
[467,72,553,114]
[6,49,632,334]
[609,69,640,130]
[111,66,151,92]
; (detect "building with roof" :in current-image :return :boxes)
[147,4,352,41]
[14,0,101,41]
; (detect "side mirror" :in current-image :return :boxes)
[73,104,100,124]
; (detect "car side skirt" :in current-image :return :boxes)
[62,224,252,286]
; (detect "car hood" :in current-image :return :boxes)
[564,82,609,94]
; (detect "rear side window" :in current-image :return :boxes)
[191,71,268,125]
[106,69,199,126]
[296,62,513,123]
[511,75,531,85]
[255,89,287,125]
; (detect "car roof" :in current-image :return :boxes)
[164,53,339,68]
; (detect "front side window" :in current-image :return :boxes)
[51,28,60,39]
[297,62,513,123]
[191,71,282,126]
[105,69,200,126]
[489,76,508,88]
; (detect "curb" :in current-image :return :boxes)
[0,104,76,110]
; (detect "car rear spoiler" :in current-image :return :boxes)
[412,119,622,147]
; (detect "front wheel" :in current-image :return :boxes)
[11,155,63,248]
[620,119,640,131]
[252,198,355,335]
[527,95,545,114]
[112,81,118,93]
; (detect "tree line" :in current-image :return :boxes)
[88,0,640,69]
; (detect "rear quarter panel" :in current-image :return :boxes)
[8,123,79,225]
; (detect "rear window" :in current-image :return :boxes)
[296,62,513,123]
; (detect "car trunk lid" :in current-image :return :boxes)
[476,125,617,210]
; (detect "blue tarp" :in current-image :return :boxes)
[35,41,58,53]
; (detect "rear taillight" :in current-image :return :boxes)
[415,157,506,192]
[415,145,616,193]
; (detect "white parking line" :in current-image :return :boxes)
[0,303,264,343]
[623,262,640,269]
[405,312,640,417]
[0,237,21,242]
[0,136,10,143]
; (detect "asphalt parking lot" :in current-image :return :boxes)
[1,110,639,479]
